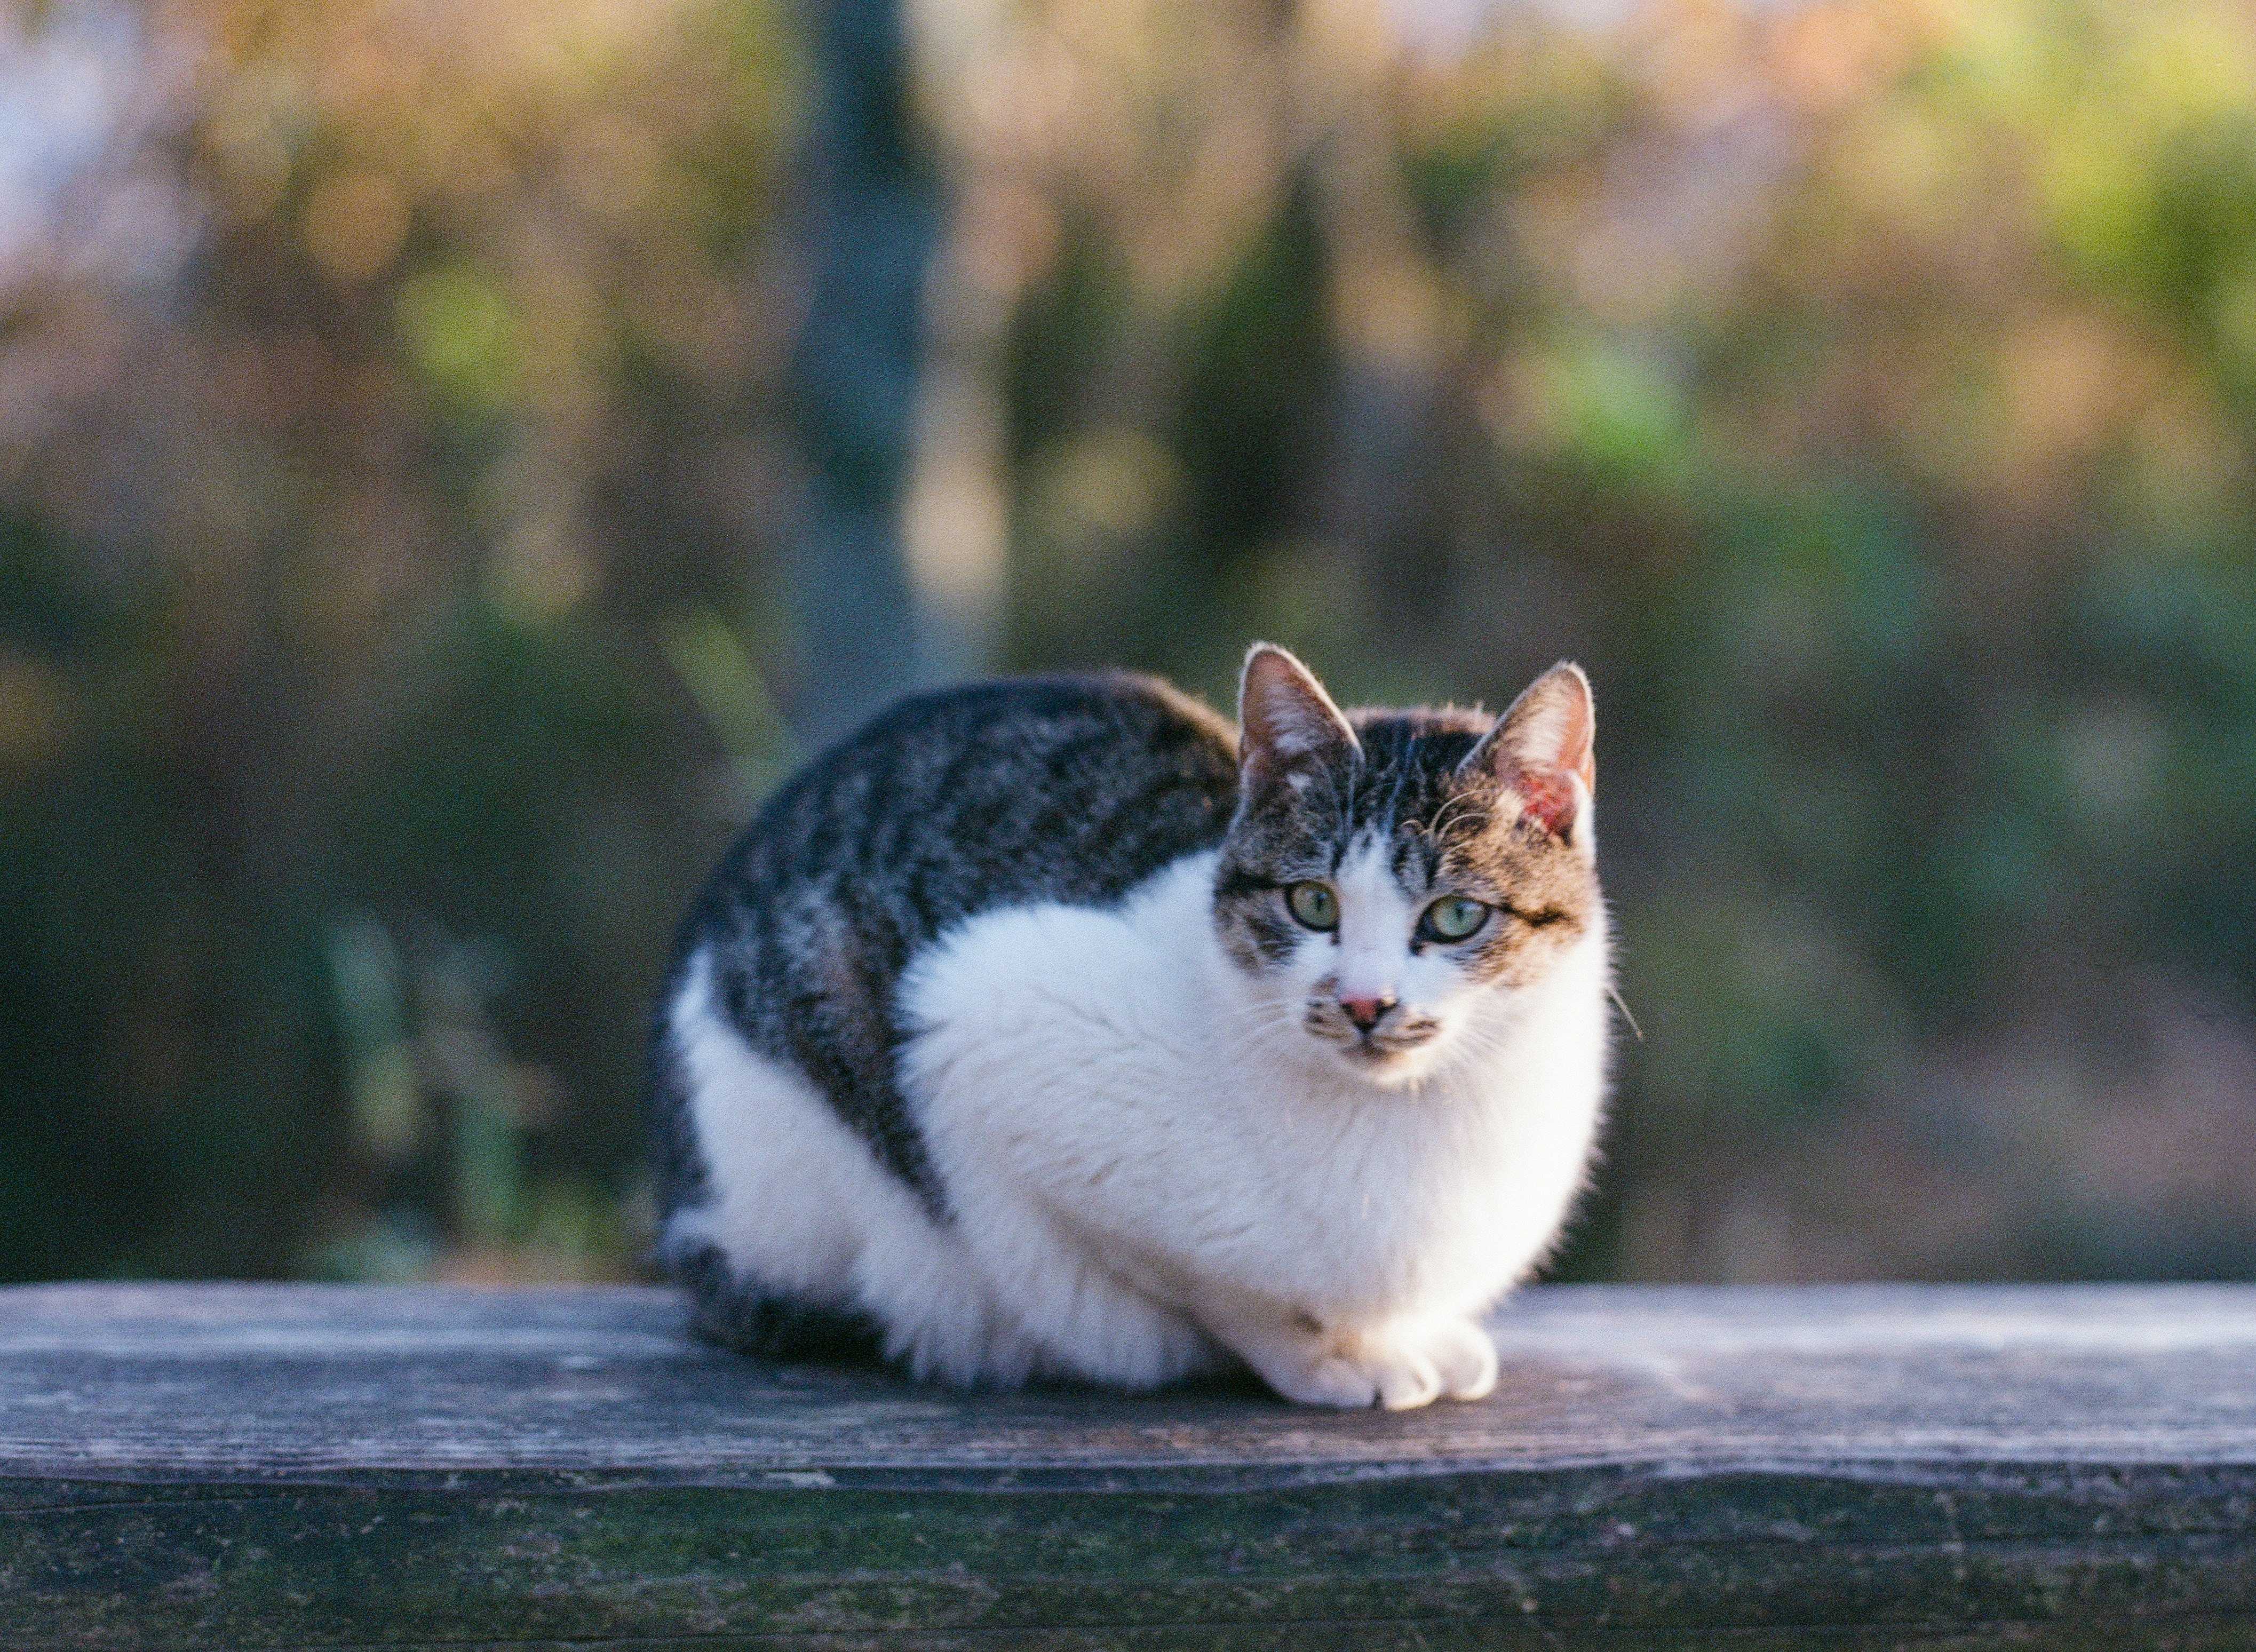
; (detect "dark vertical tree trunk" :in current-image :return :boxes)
[785,0,941,744]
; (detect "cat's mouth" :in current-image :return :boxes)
[1306,1005,1440,1039]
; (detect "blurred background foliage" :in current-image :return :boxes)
[5,0,2256,1286]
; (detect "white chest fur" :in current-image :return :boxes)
[894,851,1609,1402]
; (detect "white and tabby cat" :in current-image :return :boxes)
[652,645,1608,1409]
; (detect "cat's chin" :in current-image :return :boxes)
[1325,1039,1444,1090]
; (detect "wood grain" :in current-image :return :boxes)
[3,1282,2253,1648]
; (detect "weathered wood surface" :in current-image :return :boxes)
[4,1282,2254,1649]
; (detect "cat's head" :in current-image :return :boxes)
[1213,644,1603,1087]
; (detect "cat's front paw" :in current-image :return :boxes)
[1270,1344,1441,1411]
[1258,1318,1498,1411]
[1421,1316,1499,1402]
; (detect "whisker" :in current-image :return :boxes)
[1427,793,1479,845]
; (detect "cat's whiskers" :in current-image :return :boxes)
[1429,1007,1555,1084]
[1226,990,1323,1061]
[1245,1015,1333,1077]
[1426,792,1484,847]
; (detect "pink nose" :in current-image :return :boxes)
[1339,995,1394,1032]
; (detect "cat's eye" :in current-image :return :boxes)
[1285,881,1339,931]
[1421,895,1490,942]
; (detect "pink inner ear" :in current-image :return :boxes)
[1484,664,1594,835]
[1239,647,1356,780]
[1512,765,1579,837]
[1554,690,1596,798]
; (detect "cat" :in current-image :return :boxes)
[650,644,1610,1409]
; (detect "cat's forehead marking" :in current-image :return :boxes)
[1249,719,1498,882]
[1392,828,1442,894]
[1340,716,1487,834]
[1336,830,1397,899]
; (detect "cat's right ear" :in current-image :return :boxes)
[1237,643,1359,795]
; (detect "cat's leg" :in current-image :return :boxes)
[1190,1286,1498,1410]
[846,1208,1041,1385]
[931,1179,1223,1389]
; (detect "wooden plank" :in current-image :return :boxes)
[2,1283,2253,1648]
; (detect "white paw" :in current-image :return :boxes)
[1370,1343,1446,1411]
[1261,1323,1497,1411]
[1267,1354,1395,1409]
[1422,1317,1499,1402]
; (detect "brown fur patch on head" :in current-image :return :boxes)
[1424,786,1600,989]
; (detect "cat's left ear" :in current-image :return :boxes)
[1460,662,1596,847]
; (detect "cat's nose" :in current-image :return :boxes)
[1339,994,1395,1032]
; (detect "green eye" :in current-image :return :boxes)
[1285,881,1339,930]
[1423,895,1490,941]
